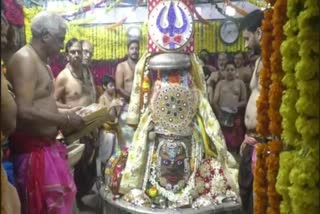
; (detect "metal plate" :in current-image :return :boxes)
[99,186,241,214]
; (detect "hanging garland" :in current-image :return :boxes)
[268,0,287,136]
[247,0,268,8]
[275,150,297,213]
[266,0,287,213]
[256,8,273,137]
[253,143,269,214]
[266,140,282,213]
[276,0,302,212]
[288,0,319,213]
[276,0,319,213]
[254,5,274,213]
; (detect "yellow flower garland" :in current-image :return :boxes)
[289,0,319,212]
[276,0,302,211]
[247,0,268,8]
[277,0,319,213]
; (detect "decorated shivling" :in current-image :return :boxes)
[2,0,319,213]
[102,0,240,211]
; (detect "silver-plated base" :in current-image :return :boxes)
[99,186,241,214]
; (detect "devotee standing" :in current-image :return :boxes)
[54,38,98,210]
[6,11,84,214]
[234,52,252,98]
[55,38,96,107]
[81,39,97,100]
[115,33,140,146]
[213,61,246,157]
[198,49,217,93]
[1,8,21,214]
[216,52,228,73]
[238,10,264,214]
[115,39,140,103]
[207,52,228,107]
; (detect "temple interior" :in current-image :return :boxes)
[1,0,319,214]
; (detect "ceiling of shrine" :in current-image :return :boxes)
[21,0,265,24]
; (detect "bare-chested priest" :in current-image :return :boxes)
[6,11,84,214]
[207,52,228,109]
[55,38,96,107]
[54,38,99,209]
[81,39,97,100]
[238,10,264,214]
[234,52,252,99]
[115,38,140,147]
[115,39,140,103]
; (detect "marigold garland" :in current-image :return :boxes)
[256,8,273,136]
[291,3,320,211]
[268,0,286,136]
[276,0,303,213]
[253,143,269,214]
[275,150,296,214]
[266,140,283,213]
[276,0,319,213]
[288,148,319,214]
[261,1,288,213]
[265,0,276,5]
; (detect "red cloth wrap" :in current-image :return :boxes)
[10,132,55,214]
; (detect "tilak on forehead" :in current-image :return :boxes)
[161,141,186,161]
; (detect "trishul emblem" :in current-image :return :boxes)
[156,1,188,49]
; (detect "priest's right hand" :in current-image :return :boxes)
[62,112,85,132]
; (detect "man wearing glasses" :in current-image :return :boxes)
[55,38,96,108]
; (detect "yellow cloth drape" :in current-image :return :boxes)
[126,51,151,126]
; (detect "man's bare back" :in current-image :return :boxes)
[55,66,96,107]
[7,45,65,138]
